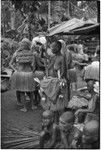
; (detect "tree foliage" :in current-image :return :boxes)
[1,0,97,40]
[10,0,41,15]
[1,1,11,35]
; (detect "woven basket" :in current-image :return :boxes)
[84,62,99,81]
[68,96,88,109]
[16,50,33,63]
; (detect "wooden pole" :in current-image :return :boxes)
[11,5,15,29]
[48,1,51,30]
[68,1,70,18]
[97,0,100,23]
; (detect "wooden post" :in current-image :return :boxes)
[11,5,15,29]
[68,0,70,18]
[48,1,51,30]
[97,0,100,23]
[28,13,32,41]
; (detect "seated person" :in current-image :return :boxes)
[80,120,99,149]
[75,79,100,123]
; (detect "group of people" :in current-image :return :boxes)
[39,43,99,148]
[9,36,72,112]
[9,35,100,148]
[40,110,99,148]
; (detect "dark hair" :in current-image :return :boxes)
[96,45,100,55]
[85,79,96,83]
[56,41,62,51]
[78,112,86,123]
[52,41,62,54]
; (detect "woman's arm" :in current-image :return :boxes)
[9,53,17,71]
[60,56,65,79]
[47,56,55,70]
[36,56,45,68]
[32,54,37,72]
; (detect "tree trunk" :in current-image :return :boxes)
[28,14,32,41]
[11,6,15,29]
[97,1,100,23]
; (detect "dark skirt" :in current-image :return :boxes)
[10,71,35,91]
[68,68,77,83]
[85,113,99,122]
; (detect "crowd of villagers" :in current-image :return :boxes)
[9,35,100,149]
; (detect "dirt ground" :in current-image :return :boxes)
[1,76,86,148]
[1,90,43,132]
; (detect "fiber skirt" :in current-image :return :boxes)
[10,71,35,91]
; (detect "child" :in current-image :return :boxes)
[39,110,54,148]
[43,111,82,148]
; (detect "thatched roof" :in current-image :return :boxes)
[47,18,96,36]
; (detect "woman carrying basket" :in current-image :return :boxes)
[9,38,35,112]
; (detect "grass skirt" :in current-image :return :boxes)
[10,71,35,91]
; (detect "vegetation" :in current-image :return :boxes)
[1,0,97,39]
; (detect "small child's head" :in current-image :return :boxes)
[42,110,53,127]
[59,111,75,132]
[82,120,99,144]
[51,41,62,54]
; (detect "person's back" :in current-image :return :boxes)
[10,38,36,112]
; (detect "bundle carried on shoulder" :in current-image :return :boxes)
[68,95,88,109]
[40,77,60,102]
[16,50,33,63]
